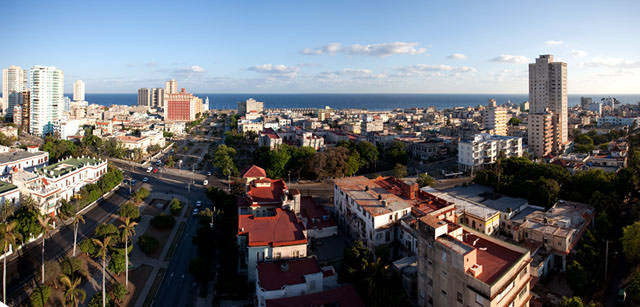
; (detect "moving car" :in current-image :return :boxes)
[192,208,199,215]
[203,180,208,185]
[153,168,158,173]
[196,201,202,207]
[146,167,153,173]
[143,177,149,183]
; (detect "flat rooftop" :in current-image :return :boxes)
[300,196,336,229]
[266,285,364,307]
[0,150,46,165]
[42,157,104,177]
[444,184,529,213]
[462,231,525,285]
[334,176,412,216]
[257,258,320,291]
[423,186,498,219]
[0,180,18,194]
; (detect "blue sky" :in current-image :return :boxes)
[2,0,639,94]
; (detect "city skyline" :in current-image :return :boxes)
[1,1,639,94]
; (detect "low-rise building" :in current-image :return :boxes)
[255,257,338,307]
[300,196,337,239]
[416,212,532,307]
[258,128,282,150]
[597,116,639,127]
[265,285,364,307]
[241,165,267,185]
[458,133,523,173]
[0,181,20,208]
[0,146,49,179]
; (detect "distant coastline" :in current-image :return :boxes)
[76,93,640,111]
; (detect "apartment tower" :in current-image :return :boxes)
[2,65,28,118]
[73,80,85,101]
[528,55,567,157]
[483,99,507,136]
[165,79,177,94]
[30,65,64,136]
[137,88,165,108]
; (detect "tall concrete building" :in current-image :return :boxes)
[528,55,567,157]
[483,99,507,136]
[2,65,28,118]
[165,79,177,94]
[29,65,64,136]
[238,98,264,115]
[164,88,198,121]
[137,88,165,108]
[73,80,85,101]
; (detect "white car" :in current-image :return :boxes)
[196,201,202,207]
[143,177,149,183]
[192,208,199,215]
[203,180,208,186]
[146,167,153,173]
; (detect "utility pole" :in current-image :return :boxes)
[604,240,609,279]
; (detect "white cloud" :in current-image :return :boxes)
[489,55,530,64]
[571,50,588,58]
[395,64,476,77]
[545,40,563,46]
[318,68,386,80]
[190,65,205,72]
[302,41,427,57]
[581,57,640,68]
[447,53,467,60]
[171,65,207,78]
[248,64,299,78]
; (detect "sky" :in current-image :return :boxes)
[1,0,639,94]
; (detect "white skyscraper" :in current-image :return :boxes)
[73,80,85,101]
[30,65,64,136]
[528,54,567,157]
[2,65,28,118]
[165,79,177,94]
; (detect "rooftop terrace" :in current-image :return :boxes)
[41,157,105,177]
[0,180,18,194]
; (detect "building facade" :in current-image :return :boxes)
[164,89,197,121]
[528,55,567,157]
[29,65,64,136]
[484,99,507,136]
[458,134,523,173]
[137,88,165,108]
[238,98,264,115]
[73,80,85,101]
[2,66,28,118]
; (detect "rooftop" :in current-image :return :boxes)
[242,165,267,178]
[265,285,364,307]
[0,180,18,194]
[257,258,321,291]
[238,208,306,247]
[0,150,47,165]
[462,231,525,285]
[245,178,287,204]
[443,184,530,214]
[424,186,499,219]
[334,176,413,216]
[42,157,104,177]
[300,196,336,229]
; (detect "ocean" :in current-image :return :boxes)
[80,93,640,111]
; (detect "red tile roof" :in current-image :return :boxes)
[300,196,336,229]
[265,285,365,307]
[238,208,307,247]
[242,165,267,178]
[257,258,321,291]
[246,179,287,204]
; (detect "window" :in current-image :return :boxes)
[475,294,485,306]
[519,267,528,279]
[457,292,463,303]
[441,289,447,296]
[442,251,447,262]
[518,287,527,300]
[275,252,281,259]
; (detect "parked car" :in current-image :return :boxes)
[192,208,199,215]
[207,171,212,176]
[143,177,149,183]
[146,167,153,173]
[203,180,208,185]
[153,168,158,173]
[131,179,137,185]
[196,201,202,207]
[617,288,627,304]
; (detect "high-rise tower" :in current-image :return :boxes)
[528,55,567,157]
[73,80,85,101]
[30,65,64,136]
[2,65,28,118]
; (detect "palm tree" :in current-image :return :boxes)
[37,215,54,284]
[71,212,85,257]
[0,222,22,302]
[59,275,86,307]
[119,218,137,289]
[0,200,14,223]
[93,236,111,307]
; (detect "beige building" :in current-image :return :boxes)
[484,99,507,136]
[137,88,165,108]
[165,79,177,94]
[238,98,264,115]
[416,212,531,307]
[528,55,567,157]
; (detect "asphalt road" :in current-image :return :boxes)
[5,184,129,305]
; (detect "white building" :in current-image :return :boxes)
[255,257,338,307]
[458,133,523,172]
[53,119,81,139]
[528,54,568,156]
[165,79,177,94]
[2,66,28,118]
[73,80,85,102]
[0,146,49,179]
[597,116,640,127]
[30,65,64,136]
[115,130,165,153]
[333,176,412,251]
[239,119,264,134]
[238,98,264,115]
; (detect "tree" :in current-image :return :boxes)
[0,200,15,223]
[213,144,237,177]
[119,202,140,221]
[29,285,51,307]
[417,173,435,187]
[37,215,54,285]
[508,117,522,126]
[345,151,361,176]
[108,252,126,275]
[189,256,211,285]
[88,292,112,307]
[355,141,379,168]
[169,198,182,216]
[70,211,85,257]
[384,141,408,165]
[59,275,86,307]
[94,223,118,241]
[109,281,128,305]
[119,218,137,289]
[93,236,112,307]
[622,221,640,263]
[13,206,42,243]
[0,222,21,302]
[560,296,585,307]
[393,163,407,178]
